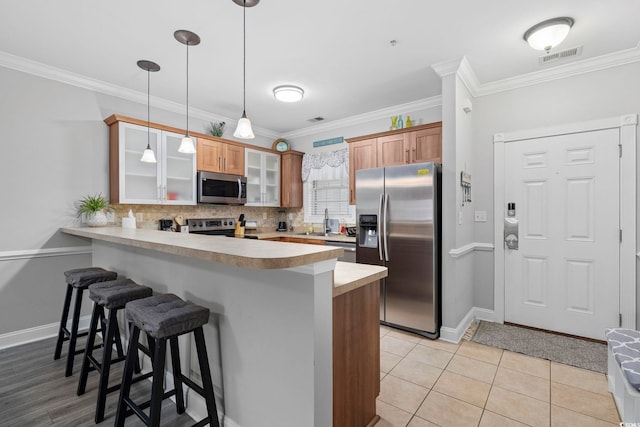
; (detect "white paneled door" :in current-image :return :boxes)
[504,128,620,340]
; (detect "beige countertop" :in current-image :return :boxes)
[247,231,356,243]
[333,261,387,297]
[62,226,343,270]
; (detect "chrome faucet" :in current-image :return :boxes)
[324,208,330,236]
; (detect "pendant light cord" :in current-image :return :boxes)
[242,0,246,114]
[147,69,151,148]
[186,41,190,136]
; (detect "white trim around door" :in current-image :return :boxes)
[493,114,637,330]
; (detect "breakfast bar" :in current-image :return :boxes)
[62,226,387,427]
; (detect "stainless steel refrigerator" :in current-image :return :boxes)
[356,162,441,338]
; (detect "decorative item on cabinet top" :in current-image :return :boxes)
[272,138,290,152]
[208,121,226,137]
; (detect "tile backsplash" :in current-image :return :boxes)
[111,204,304,232]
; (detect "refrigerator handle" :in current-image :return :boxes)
[378,193,384,261]
[383,193,390,262]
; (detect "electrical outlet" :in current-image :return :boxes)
[288,213,293,220]
[106,212,115,223]
[474,210,487,222]
[136,213,143,223]
[262,212,267,220]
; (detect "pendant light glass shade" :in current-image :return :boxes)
[233,0,256,139]
[233,111,255,139]
[523,17,574,52]
[137,60,160,163]
[178,136,196,154]
[174,30,200,153]
[140,146,157,163]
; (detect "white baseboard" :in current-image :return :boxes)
[0,316,91,350]
[439,307,498,343]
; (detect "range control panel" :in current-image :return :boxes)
[186,218,235,232]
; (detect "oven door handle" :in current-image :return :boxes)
[237,178,242,201]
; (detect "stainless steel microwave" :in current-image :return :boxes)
[197,171,247,205]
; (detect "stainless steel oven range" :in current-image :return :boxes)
[186,217,236,236]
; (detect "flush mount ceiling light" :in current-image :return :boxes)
[523,17,574,52]
[233,0,259,139]
[137,60,161,163]
[273,85,304,103]
[175,29,200,153]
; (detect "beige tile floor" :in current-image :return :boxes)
[375,325,620,427]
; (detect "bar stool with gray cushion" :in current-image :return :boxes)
[77,278,153,423]
[54,267,118,377]
[115,293,219,427]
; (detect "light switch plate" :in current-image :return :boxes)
[136,213,143,222]
[458,211,463,225]
[474,210,487,222]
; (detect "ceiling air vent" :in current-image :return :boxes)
[539,46,583,65]
[308,116,325,123]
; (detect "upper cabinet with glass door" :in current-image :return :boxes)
[245,148,280,206]
[110,121,196,205]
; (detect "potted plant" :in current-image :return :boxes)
[76,193,112,227]
[208,121,226,137]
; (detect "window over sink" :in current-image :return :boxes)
[302,148,355,224]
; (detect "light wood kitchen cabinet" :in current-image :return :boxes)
[347,122,441,204]
[411,126,442,163]
[281,151,304,208]
[348,138,378,205]
[378,133,410,167]
[197,137,245,175]
[106,119,196,205]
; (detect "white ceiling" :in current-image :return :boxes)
[1,0,639,135]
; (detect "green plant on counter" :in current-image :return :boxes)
[208,121,226,137]
[75,193,112,217]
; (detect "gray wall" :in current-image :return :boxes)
[471,61,640,315]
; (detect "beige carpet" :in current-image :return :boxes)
[471,321,607,373]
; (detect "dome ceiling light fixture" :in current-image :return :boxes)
[273,85,304,103]
[523,17,574,52]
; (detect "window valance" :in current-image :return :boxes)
[301,148,349,182]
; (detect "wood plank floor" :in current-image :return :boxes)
[0,337,196,426]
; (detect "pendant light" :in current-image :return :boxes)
[174,30,200,153]
[233,0,259,139]
[137,60,161,163]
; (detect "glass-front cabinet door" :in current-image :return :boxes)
[120,122,161,203]
[117,122,196,205]
[162,131,197,205]
[245,148,280,206]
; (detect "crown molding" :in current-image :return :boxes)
[0,51,279,139]
[282,96,443,139]
[475,43,640,96]
[431,56,480,97]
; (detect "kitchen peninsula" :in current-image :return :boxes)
[62,226,386,427]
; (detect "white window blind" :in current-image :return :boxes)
[308,178,350,217]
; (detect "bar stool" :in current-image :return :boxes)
[77,278,153,423]
[54,267,118,377]
[115,293,220,427]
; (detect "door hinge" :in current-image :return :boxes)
[619,144,622,158]
[620,313,623,327]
